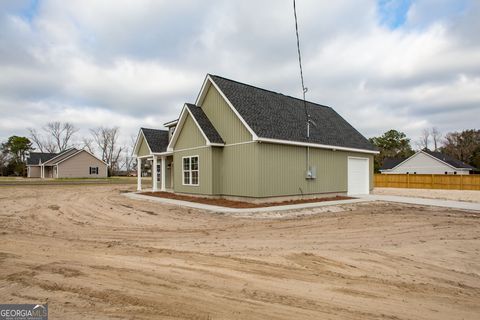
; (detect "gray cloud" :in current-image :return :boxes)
[0,0,479,148]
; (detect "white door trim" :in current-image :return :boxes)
[347,156,369,195]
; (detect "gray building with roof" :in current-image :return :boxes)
[380,149,476,175]
[27,148,108,178]
[133,74,378,199]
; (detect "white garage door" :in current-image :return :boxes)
[348,157,369,195]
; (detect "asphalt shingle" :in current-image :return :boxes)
[423,150,475,169]
[209,74,377,152]
[27,152,57,165]
[185,103,224,144]
[141,128,169,153]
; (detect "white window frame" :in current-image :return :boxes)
[182,155,199,186]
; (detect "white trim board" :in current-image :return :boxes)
[133,128,153,157]
[194,75,377,155]
[167,104,225,152]
[181,155,200,186]
[195,75,258,141]
[42,148,77,165]
[387,150,468,172]
[257,137,379,154]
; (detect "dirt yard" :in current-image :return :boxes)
[374,187,480,203]
[0,185,479,319]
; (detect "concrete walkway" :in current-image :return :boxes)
[124,192,480,214]
[124,192,371,213]
[358,194,480,212]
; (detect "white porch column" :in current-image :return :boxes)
[152,156,158,191]
[41,165,44,179]
[161,156,166,191]
[137,157,142,191]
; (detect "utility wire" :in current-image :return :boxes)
[293,0,310,139]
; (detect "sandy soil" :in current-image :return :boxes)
[0,185,479,319]
[374,187,480,203]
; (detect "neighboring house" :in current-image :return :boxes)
[27,148,108,178]
[380,149,476,175]
[133,74,378,198]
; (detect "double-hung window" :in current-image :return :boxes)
[183,156,199,185]
[89,167,99,175]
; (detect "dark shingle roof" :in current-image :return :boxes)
[380,151,476,171]
[141,128,169,153]
[43,148,78,165]
[185,103,224,144]
[380,158,406,170]
[209,75,377,151]
[27,152,57,165]
[423,150,475,169]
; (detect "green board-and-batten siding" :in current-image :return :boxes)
[256,143,374,197]
[175,114,206,150]
[171,82,373,198]
[137,135,151,157]
[172,112,212,195]
[173,140,373,198]
[200,85,252,144]
[173,147,214,195]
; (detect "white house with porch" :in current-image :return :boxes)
[133,126,175,192]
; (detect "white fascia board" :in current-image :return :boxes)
[52,149,83,165]
[256,137,380,154]
[195,75,258,141]
[152,151,173,156]
[185,105,213,146]
[163,119,178,127]
[133,128,143,156]
[133,128,153,157]
[81,149,109,166]
[387,151,420,171]
[166,106,189,152]
[54,149,108,166]
[167,104,223,152]
[418,150,462,171]
[194,74,210,106]
[390,150,458,172]
[42,148,75,165]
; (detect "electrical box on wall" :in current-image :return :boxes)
[305,166,316,179]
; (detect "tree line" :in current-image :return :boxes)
[0,122,136,176]
[369,128,480,172]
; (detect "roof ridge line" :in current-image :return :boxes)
[209,74,331,109]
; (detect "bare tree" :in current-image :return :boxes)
[28,122,77,153]
[45,122,78,152]
[119,134,138,174]
[431,127,442,151]
[81,138,95,154]
[28,128,45,152]
[416,128,430,150]
[90,127,123,174]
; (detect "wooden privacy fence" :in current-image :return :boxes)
[374,174,480,190]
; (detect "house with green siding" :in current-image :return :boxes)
[133,74,378,200]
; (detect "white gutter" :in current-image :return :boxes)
[256,137,379,154]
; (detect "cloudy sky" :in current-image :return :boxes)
[0,0,479,150]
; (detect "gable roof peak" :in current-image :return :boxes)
[208,74,331,110]
[204,74,377,152]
